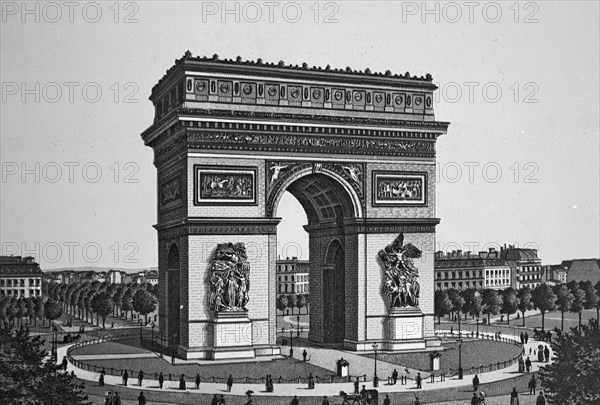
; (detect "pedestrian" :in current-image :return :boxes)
[416,372,422,389]
[392,368,398,385]
[291,395,299,405]
[99,369,105,386]
[137,391,146,405]
[211,394,219,405]
[510,387,520,405]
[529,347,532,354]
[113,392,122,405]
[302,349,307,362]
[544,346,550,362]
[61,356,68,371]
[105,391,113,405]
[227,374,233,392]
[470,393,478,405]
[473,374,480,391]
[308,373,315,389]
[268,375,274,392]
[195,373,201,389]
[478,391,486,405]
[360,385,367,399]
[525,357,532,373]
[529,375,536,394]
[525,332,529,344]
[414,395,421,405]
[122,370,128,386]
[383,394,391,405]
[354,377,360,394]
[244,390,253,405]
[158,372,164,389]
[520,332,524,344]
[450,326,454,335]
[536,391,546,405]
[518,356,524,373]
[322,396,329,405]
[138,370,144,386]
[219,395,226,405]
[179,374,186,390]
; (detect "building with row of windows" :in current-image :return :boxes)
[435,248,510,291]
[276,256,309,295]
[434,245,543,290]
[45,268,158,286]
[0,256,43,298]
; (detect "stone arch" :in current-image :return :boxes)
[268,166,363,223]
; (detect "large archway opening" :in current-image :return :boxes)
[272,171,359,345]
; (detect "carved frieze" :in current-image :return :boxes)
[193,165,257,205]
[372,171,428,207]
[159,172,182,211]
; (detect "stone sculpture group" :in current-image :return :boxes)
[208,242,251,312]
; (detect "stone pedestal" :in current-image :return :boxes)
[212,311,255,360]
[386,307,426,350]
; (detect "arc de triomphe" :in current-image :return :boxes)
[141,52,449,359]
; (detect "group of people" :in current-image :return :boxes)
[519,332,530,344]
[510,387,547,405]
[210,394,227,405]
[103,391,122,405]
[264,375,275,392]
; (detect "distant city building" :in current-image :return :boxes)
[0,256,43,298]
[42,268,158,285]
[542,264,567,285]
[561,259,600,285]
[276,257,309,296]
[502,246,543,289]
[434,248,510,290]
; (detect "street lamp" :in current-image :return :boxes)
[51,324,58,362]
[159,327,163,359]
[151,322,156,351]
[297,315,300,337]
[372,343,379,387]
[457,337,463,379]
[289,326,294,357]
[138,319,143,343]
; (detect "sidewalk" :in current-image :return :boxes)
[61,331,552,398]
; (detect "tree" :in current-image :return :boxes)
[434,290,452,324]
[297,294,307,315]
[34,296,44,327]
[553,284,574,331]
[277,295,289,313]
[112,285,124,317]
[0,326,91,404]
[596,281,600,322]
[516,287,533,327]
[44,299,62,327]
[579,280,598,310]
[287,294,297,315]
[132,289,157,324]
[501,287,519,324]
[91,292,114,329]
[532,283,557,331]
[482,289,503,324]
[447,289,465,321]
[567,282,587,331]
[121,288,134,320]
[539,321,600,404]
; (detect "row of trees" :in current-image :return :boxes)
[435,280,600,331]
[0,295,63,328]
[45,280,157,329]
[276,293,309,315]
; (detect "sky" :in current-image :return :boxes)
[1,1,598,269]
